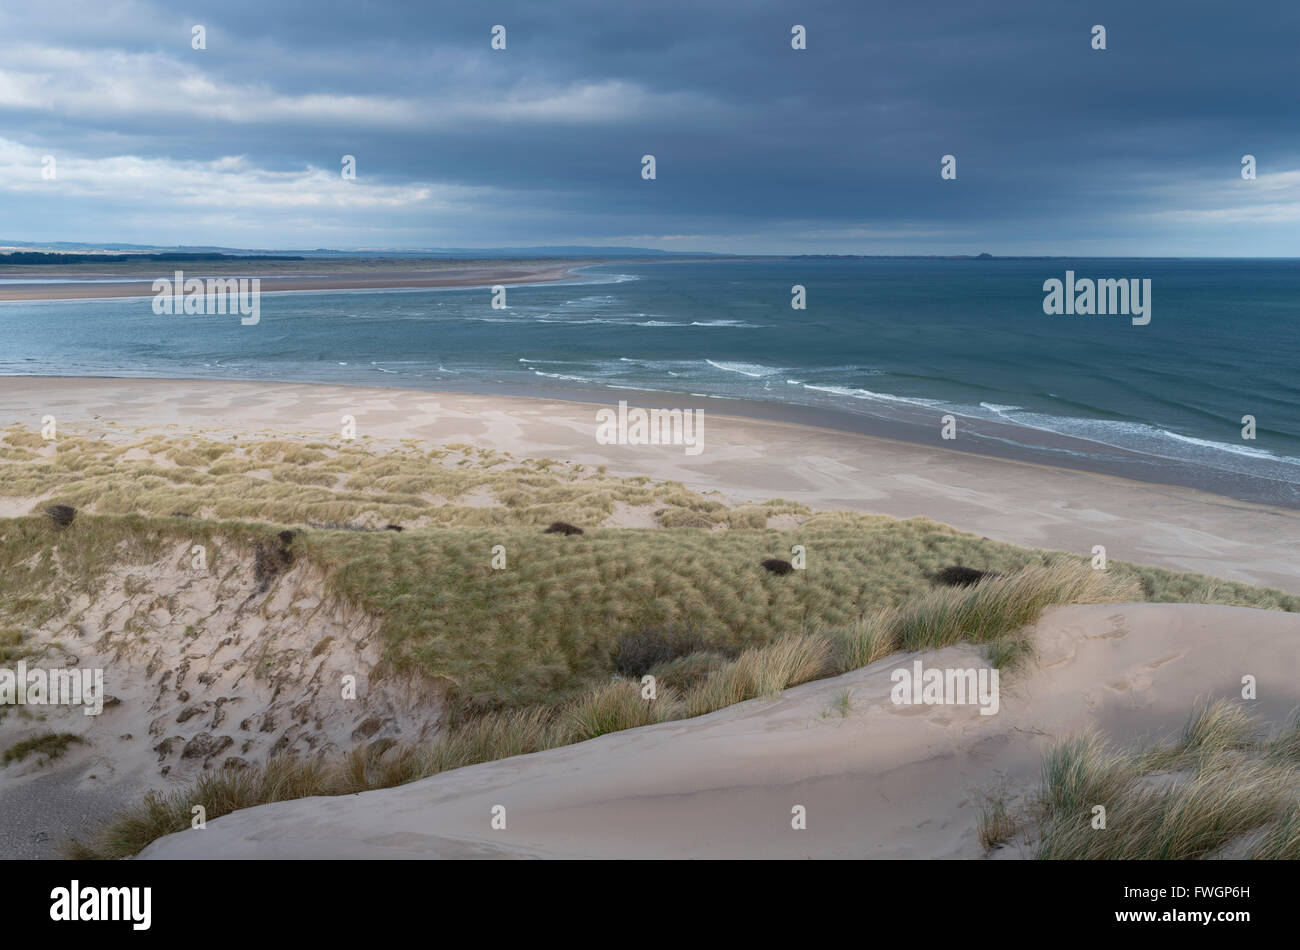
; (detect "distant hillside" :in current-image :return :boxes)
[0,251,305,265]
[0,241,728,260]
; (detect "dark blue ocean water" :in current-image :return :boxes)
[2,258,1298,502]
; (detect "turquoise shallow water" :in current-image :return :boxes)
[2,258,1298,504]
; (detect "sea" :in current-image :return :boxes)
[2,258,1297,506]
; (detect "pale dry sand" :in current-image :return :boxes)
[135,603,1300,859]
[2,376,1297,593]
[0,540,445,859]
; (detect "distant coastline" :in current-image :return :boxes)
[0,258,594,301]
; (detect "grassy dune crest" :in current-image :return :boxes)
[0,425,806,530]
[5,510,1291,712]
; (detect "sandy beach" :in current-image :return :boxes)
[0,260,589,301]
[1,376,1296,594]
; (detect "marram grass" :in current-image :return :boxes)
[978,701,1300,860]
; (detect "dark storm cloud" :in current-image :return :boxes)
[0,0,1296,252]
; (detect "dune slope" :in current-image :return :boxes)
[136,602,1300,859]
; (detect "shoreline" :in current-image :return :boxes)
[420,377,1300,510]
[2,369,1295,512]
[0,260,593,302]
[2,375,1297,594]
[2,257,1295,511]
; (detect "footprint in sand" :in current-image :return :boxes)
[1085,614,1129,640]
[1145,653,1182,670]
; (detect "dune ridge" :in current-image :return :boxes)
[134,602,1300,859]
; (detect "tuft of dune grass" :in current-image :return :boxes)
[63,755,331,860]
[561,679,683,738]
[817,559,1133,676]
[983,633,1036,671]
[684,634,833,717]
[1251,804,1300,859]
[977,792,1018,854]
[879,561,1140,653]
[1027,701,1300,860]
[427,706,557,772]
[822,615,897,672]
[3,731,86,766]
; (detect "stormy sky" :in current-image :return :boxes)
[0,0,1296,254]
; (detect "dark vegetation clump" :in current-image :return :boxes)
[543,521,584,536]
[44,504,76,528]
[761,558,795,576]
[384,524,404,532]
[932,565,1000,588]
[3,732,85,766]
[644,650,731,690]
[0,629,25,664]
[254,531,297,592]
[614,625,708,677]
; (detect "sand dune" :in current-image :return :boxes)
[2,378,1297,594]
[136,602,1300,859]
[4,378,1297,858]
